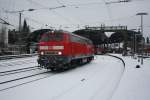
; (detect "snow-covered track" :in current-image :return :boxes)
[0,71,50,85]
[107,54,125,67]
[0,54,37,61]
[0,55,129,99]
[0,71,55,92]
[0,66,40,76]
[104,54,125,100]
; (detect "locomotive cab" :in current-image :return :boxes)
[39,31,66,56]
[38,31,71,69]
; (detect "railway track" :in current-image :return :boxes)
[0,70,54,92]
[105,54,126,100]
[0,71,50,85]
[43,55,126,100]
[0,54,37,61]
[0,66,40,76]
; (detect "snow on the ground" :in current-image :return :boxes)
[0,55,124,100]
[0,54,150,100]
[0,56,38,72]
[110,54,150,100]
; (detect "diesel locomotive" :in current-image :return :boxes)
[37,30,94,71]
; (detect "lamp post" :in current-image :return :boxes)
[129,29,136,57]
[136,12,148,65]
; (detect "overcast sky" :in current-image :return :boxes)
[0,0,150,37]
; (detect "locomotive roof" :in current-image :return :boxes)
[45,30,92,42]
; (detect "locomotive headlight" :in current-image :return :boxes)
[58,51,62,55]
[40,51,44,55]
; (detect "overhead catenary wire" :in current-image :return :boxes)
[3,10,43,29]
[0,0,17,27]
[0,17,14,26]
[3,0,132,25]
[2,0,68,30]
[56,0,65,6]
[1,0,148,31]
[4,5,67,29]
[66,1,103,8]
[25,0,70,24]
[25,0,45,8]
[25,0,83,26]
[82,14,137,26]
[102,0,113,25]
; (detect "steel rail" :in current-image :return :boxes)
[0,66,40,76]
[0,71,50,85]
[0,66,38,74]
[0,71,55,92]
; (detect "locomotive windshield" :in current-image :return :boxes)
[40,32,63,42]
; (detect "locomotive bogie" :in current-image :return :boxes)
[38,55,71,69]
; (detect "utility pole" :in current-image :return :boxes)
[5,9,36,32]
[5,5,66,32]
[136,12,148,65]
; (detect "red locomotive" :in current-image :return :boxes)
[37,30,94,71]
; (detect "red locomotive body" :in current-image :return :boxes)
[38,30,94,70]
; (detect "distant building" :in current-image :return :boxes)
[8,29,18,44]
[0,24,8,48]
